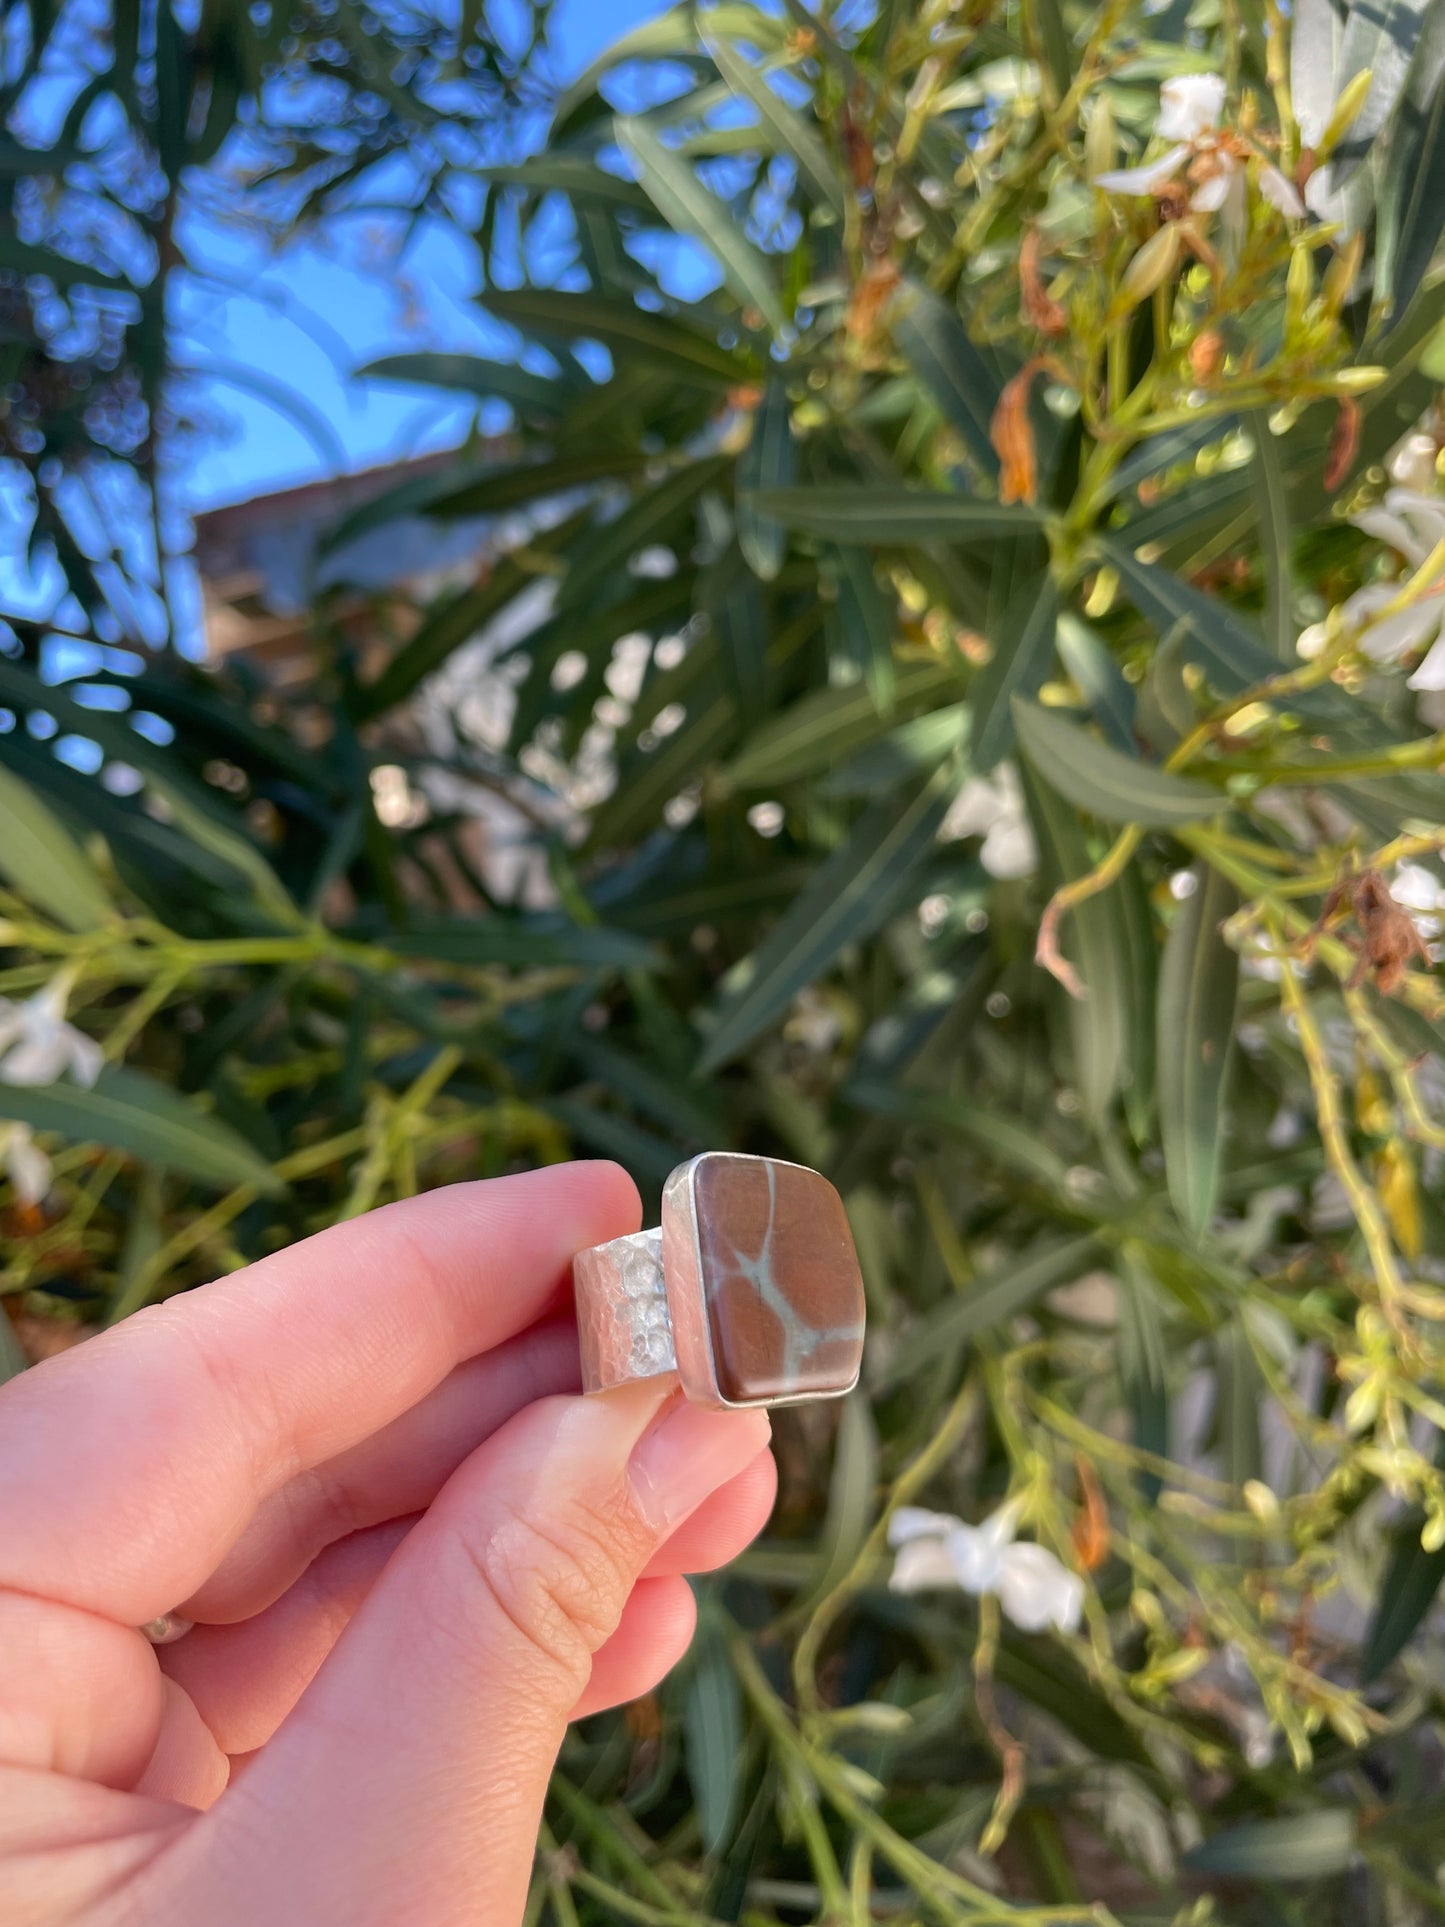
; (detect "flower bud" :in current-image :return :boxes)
[1086,98,1115,179]
[1318,67,1375,158]
[1111,223,1181,319]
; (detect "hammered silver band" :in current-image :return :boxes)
[573,1225,678,1395]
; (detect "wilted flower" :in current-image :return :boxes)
[888,1501,1085,1634]
[1297,490,1445,688]
[941,763,1038,878]
[1093,73,1303,230]
[0,1121,51,1205]
[0,978,103,1089]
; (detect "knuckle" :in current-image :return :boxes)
[469,1491,653,1699]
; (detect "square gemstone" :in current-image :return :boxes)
[685,1153,865,1405]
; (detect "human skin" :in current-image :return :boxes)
[0,1162,777,1925]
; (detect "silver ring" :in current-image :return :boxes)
[573,1152,865,1410]
[139,1612,194,1645]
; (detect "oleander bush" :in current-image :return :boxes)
[5,0,1445,1919]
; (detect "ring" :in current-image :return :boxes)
[139,1612,194,1645]
[573,1152,866,1408]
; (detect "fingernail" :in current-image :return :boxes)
[628,1398,771,1531]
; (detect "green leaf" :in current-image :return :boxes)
[142,773,301,930]
[1363,1518,1445,1680]
[480,155,655,211]
[1249,410,1295,660]
[1119,1257,1170,1503]
[972,574,1057,771]
[0,1305,30,1385]
[726,661,956,789]
[735,380,795,581]
[1332,0,1433,174]
[846,1082,1068,1187]
[697,763,959,1073]
[1100,539,1285,695]
[831,545,898,718]
[820,704,969,795]
[0,1068,282,1194]
[616,115,785,333]
[385,918,656,971]
[359,352,571,424]
[1054,613,1136,753]
[1184,1811,1357,1881]
[560,457,729,613]
[425,448,653,521]
[0,762,111,931]
[482,288,752,385]
[807,1396,879,1603]
[876,1235,1103,1387]
[1023,767,1133,1121]
[891,281,1001,474]
[705,550,769,718]
[1013,701,1221,826]
[750,486,1039,544]
[683,1617,744,1857]
[1157,866,1240,1238]
[1377,5,1445,321]
[703,33,845,214]
[353,538,564,722]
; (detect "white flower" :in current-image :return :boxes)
[0,1121,51,1204]
[941,763,1038,879]
[1298,489,1445,688]
[1093,73,1303,227]
[0,979,103,1089]
[887,1501,1085,1634]
[1390,863,1445,939]
[1389,432,1441,493]
[1157,72,1226,142]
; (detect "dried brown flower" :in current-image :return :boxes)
[1307,868,1432,994]
[1324,396,1362,493]
[1189,329,1226,382]
[1020,228,1067,337]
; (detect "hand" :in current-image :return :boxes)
[0,1164,776,1926]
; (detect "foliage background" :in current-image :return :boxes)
[4,0,1445,1920]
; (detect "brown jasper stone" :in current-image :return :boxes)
[690,1154,865,1404]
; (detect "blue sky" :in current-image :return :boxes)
[180,0,671,513]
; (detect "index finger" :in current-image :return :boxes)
[0,1162,639,1624]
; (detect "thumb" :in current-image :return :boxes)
[203,1384,770,1927]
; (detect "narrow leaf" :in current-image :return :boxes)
[727,661,956,789]
[0,1068,282,1194]
[1055,613,1136,752]
[1157,866,1240,1238]
[1249,411,1295,660]
[0,762,110,931]
[1101,539,1286,695]
[831,545,898,718]
[1363,1519,1445,1679]
[698,763,958,1073]
[751,486,1038,544]
[735,380,795,581]
[1013,700,1221,826]
[877,1235,1102,1387]
[1185,1811,1357,1880]
[1119,1258,1170,1503]
[704,34,845,213]
[617,115,785,333]
[482,287,751,384]
[972,574,1058,770]
[684,1620,744,1856]
[892,281,1001,473]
